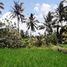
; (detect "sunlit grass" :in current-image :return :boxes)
[0,48,67,67]
[60,44,67,48]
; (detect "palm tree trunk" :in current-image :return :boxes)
[45,26,47,36]
[17,17,20,33]
[30,30,32,37]
[56,22,59,44]
[61,21,63,29]
[57,26,59,37]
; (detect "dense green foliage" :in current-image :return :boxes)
[0,48,67,67]
[45,33,57,45]
[0,1,67,67]
[0,0,67,48]
[60,44,67,48]
[60,25,67,43]
[0,28,24,48]
[11,1,24,33]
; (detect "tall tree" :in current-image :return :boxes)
[26,13,39,36]
[57,0,64,22]
[0,2,4,29]
[51,0,67,43]
[54,0,65,43]
[43,11,53,35]
[11,1,24,33]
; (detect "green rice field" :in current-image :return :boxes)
[0,48,67,67]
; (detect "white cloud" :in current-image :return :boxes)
[40,3,51,15]
[0,12,27,32]
[34,3,58,22]
[0,12,45,36]
[63,0,67,7]
[34,6,39,13]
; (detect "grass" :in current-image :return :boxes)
[0,48,67,67]
[60,44,67,48]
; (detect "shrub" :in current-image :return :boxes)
[20,30,25,38]
[0,28,25,48]
[45,33,57,45]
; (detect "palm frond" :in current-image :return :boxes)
[53,25,61,28]
[34,20,40,23]
[38,25,45,30]
[0,2,4,5]
[34,25,38,30]
[0,11,1,14]
[52,19,57,25]
[0,2,4,14]
[11,1,24,20]
[27,25,30,30]
[0,5,4,9]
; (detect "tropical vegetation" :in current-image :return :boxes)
[0,0,67,48]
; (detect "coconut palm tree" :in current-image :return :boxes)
[0,2,4,29]
[0,2,4,14]
[43,11,53,35]
[57,0,64,22]
[11,1,24,33]
[53,0,65,43]
[26,13,39,36]
[54,0,64,30]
